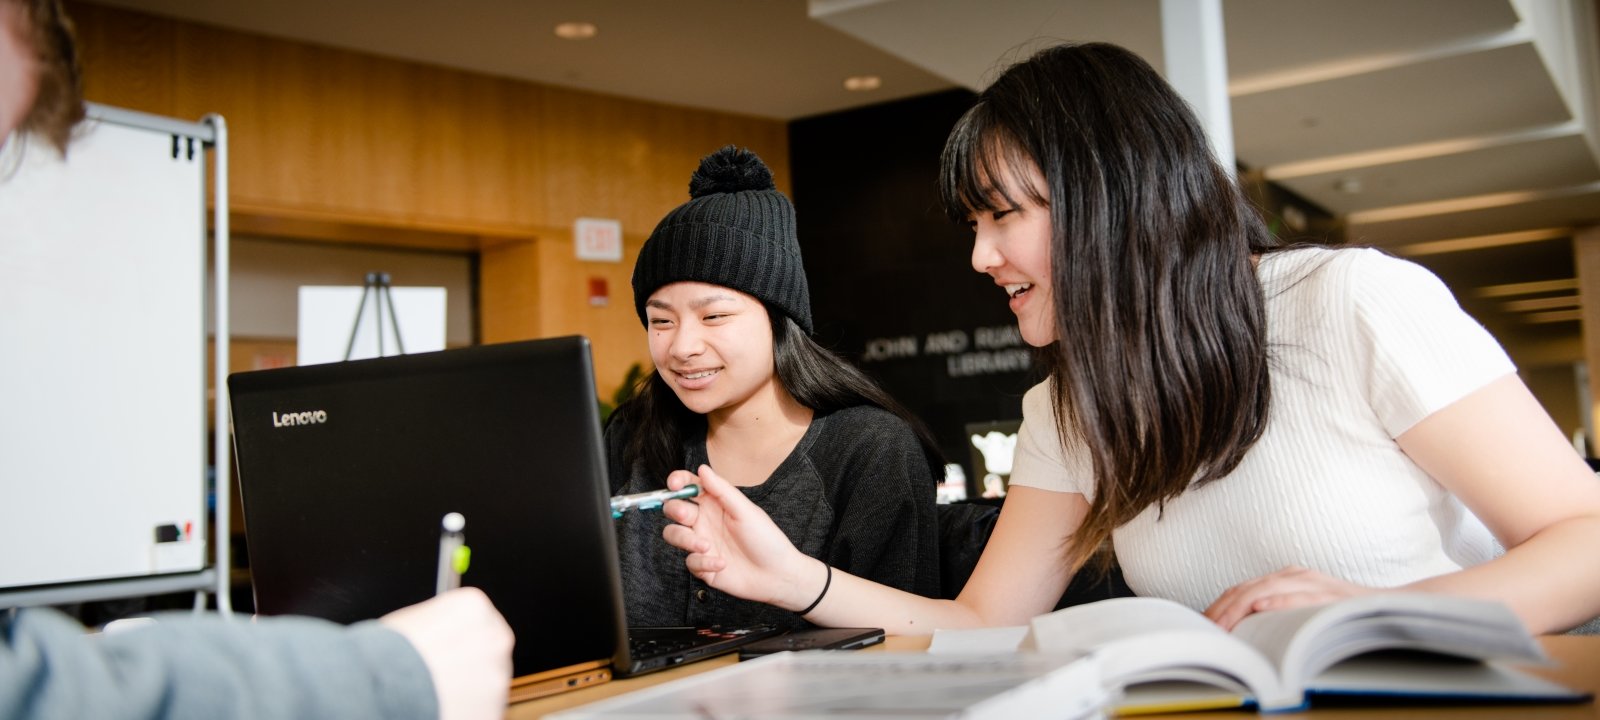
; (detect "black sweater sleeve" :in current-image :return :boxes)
[810,407,942,600]
[601,409,638,495]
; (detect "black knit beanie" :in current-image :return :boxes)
[632,146,813,333]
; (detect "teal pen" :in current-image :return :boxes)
[611,485,700,518]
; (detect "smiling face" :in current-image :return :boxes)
[967,158,1057,347]
[645,281,782,421]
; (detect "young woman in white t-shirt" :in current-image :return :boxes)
[653,42,1600,635]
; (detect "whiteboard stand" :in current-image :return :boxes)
[0,104,231,616]
[298,285,447,366]
[344,271,406,360]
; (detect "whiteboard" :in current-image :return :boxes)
[0,114,209,589]
[296,285,448,366]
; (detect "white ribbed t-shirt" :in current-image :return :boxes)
[1009,247,1514,611]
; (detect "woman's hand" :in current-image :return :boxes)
[660,464,825,611]
[1204,566,1375,630]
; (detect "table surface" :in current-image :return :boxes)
[505,634,1599,719]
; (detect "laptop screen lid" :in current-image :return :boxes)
[228,337,628,682]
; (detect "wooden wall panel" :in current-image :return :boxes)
[531,86,791,234]
[67,2,787,393]
[480,239,543,343]
[536,233,652,400]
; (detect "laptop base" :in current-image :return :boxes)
[509,659,612,702]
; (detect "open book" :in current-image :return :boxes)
[1023,594,1588,713]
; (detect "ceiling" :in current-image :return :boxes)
[78,0,958,120]
[84,0,1600,365]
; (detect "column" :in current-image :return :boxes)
[1160,0,1235,171]
[1574,226,1600,448]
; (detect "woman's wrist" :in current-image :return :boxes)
[797,563,832,616]
[780,556,831,613]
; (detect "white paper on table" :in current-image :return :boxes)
[927,626,1029,654]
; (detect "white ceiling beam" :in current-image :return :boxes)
[1348,180,1600,225]
[1262,121,1582,181]
[1394,227,1574,257]
[1230,25,1531,97]
[1503,295,1582,312]
[1522,308,1584,324]
[807,0,894,16]
[1475,277,1580,298]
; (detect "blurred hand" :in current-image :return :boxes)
[381,587,514,720]
[1204,566,1375,630]
[661,464,824,611]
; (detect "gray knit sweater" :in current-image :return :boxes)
[606,405,940,631]
[0,607,435,720]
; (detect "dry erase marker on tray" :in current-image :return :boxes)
[436,512,470,595]
[611,485,700,519]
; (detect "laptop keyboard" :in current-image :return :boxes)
[628,626,776,661]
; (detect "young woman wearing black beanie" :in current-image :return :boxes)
[607,145,944,631]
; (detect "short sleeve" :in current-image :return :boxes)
[1351,251,1516,437]
[1006,381,1095,498]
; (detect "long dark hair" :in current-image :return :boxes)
[617,307,944,486]
[940,43,1279,572]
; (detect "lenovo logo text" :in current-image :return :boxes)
[272,410,328,427]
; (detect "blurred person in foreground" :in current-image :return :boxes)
[0,2,514,718]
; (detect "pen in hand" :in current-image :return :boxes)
[436,512,470,595]
[611,485,700,519]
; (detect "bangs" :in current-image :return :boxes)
[939,105,1046,225]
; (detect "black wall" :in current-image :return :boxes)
[789,90,1043,486]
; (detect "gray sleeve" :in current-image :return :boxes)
[0,608,438,720]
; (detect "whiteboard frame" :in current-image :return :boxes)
[0,104,231,614]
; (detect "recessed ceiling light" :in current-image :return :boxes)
[844,75,882,92]
[1334,177,1363,194]
[554,22,598,40]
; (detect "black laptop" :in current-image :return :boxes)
[228,337,778,699]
